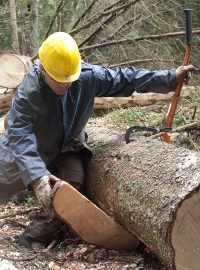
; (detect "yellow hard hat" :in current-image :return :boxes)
[39,32,81,83]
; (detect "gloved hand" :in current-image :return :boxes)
[175,64,194,85]
[33,175,60,211]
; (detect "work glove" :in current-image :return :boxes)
[33,175,60,212]
[175,64,194,85]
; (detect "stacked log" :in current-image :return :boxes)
[0,54,33,115]
[0,88,14,115]
[0,54,32,88]
[86,125,200,270]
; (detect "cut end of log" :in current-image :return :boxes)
[171,188,200,270]
[52,181,138,250]
[0,54,32,89]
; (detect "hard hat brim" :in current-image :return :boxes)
[43,60,81,83]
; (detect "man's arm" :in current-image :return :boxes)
[7,80,50,188]
[91,64,176,97]
[84,63,193,97]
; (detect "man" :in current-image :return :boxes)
[0,32,193,247]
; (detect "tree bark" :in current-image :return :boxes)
[29,0,39,55]
[0,89,14,115]
[93,88,193,109]
[9,0,19,54]
[86,125,200,270]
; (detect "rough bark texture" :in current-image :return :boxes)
[85,126,200,269]
[9,0,19,54]
[93,87,192,109]
[0,89,14,115]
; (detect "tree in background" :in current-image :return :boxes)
[8,0,19,54]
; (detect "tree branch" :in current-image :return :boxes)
[150,122,200,139]
[0,207,40,219]
[108,58,174,68]
[79,14,115,48]
[45,0,65,38]
[79,1,136,48]
[0,254,37,262]
[71,0,99,30]
[80,29,200,53]
[101,8,170,43]
[69,0,141,35]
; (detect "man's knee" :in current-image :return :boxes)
[52,152,86,188]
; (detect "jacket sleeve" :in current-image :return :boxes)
[7,79,50,188]
[90,64,176,97]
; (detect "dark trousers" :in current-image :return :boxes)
[18,151,87,249]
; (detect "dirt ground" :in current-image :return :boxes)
[0,201,168,270]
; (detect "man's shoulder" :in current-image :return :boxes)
[81,61,94,72]
[80,61,106,80]
[18,62,41,96]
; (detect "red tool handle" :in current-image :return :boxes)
[163,9,192,143]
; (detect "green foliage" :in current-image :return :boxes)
[23,195,38,208]
[102,87,200,150]
[106,107,165,130]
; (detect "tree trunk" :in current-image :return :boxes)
[86,125,200,270]
[29,0,39,55]
[9,0,19,54]
[22,0,39,56]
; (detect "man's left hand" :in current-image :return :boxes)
[175,64,194,85]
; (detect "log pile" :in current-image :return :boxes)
[0,54,33,115]
[86,125,200,270]
[0,54,32,88]
[0,88,14,115]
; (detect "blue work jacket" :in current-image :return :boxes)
[0,61,176,187]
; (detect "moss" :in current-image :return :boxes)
[117,179,174,269]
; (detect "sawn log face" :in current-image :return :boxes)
[85,126,200,269]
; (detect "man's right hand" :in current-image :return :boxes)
[33,175,60,211]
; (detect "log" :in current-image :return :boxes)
[52,181,138,249]
[93,88,193,109]
[0,88,14,114]
[0,116,5,135]
[0,54,32,89]
[86,125,200,270]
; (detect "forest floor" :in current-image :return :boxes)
[0,201,167,270]
[0,115,169,270]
